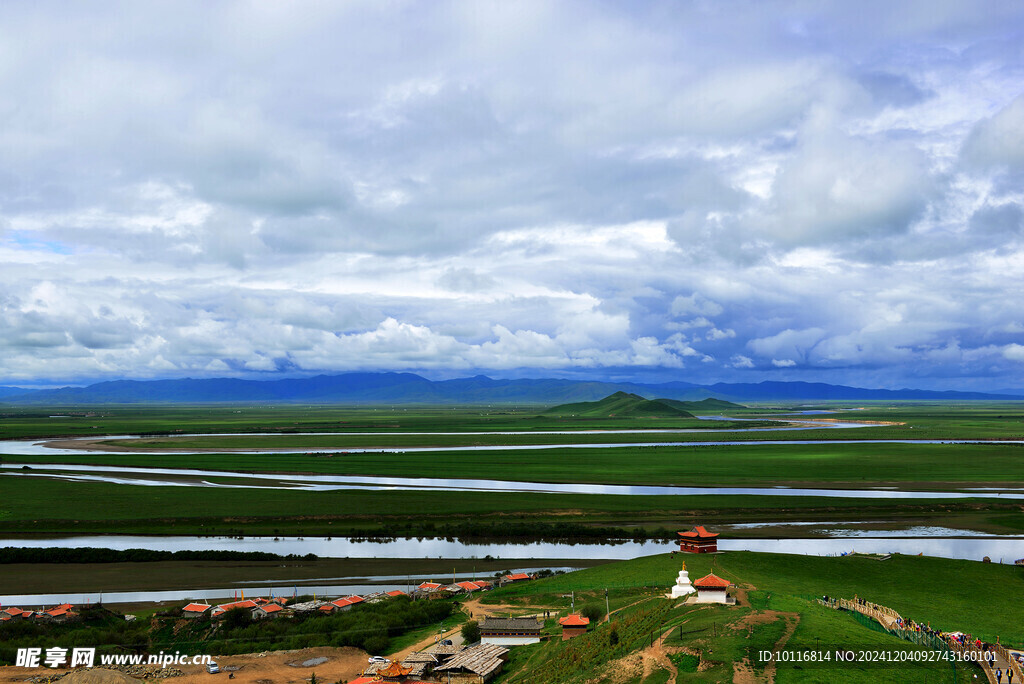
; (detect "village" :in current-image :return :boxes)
[2,528,742,684]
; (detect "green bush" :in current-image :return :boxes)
[461,620,480,644]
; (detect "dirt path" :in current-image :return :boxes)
[761,612,799,684]
[649,627,680,684]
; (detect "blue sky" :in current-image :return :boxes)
[1,1,1023,390]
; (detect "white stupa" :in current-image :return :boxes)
[670,562,696,598]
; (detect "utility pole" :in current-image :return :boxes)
[605,588,610,622]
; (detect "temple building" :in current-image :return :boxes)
[558,613,590,640]
[678,525,718,553]
[479,616,543,645]
[693,573,735,604]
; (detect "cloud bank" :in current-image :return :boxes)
[1,1,1023,390]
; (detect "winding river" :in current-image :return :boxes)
[2,416,1022,497]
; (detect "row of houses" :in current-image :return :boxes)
[414,579,491,596]
[414,572,532,597]
[180,589,418,620]
[181,595,291,620]
[178,573,520,619]
[1,604,78,624]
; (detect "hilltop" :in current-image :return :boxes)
[656,396,745,412]
[544,392,695,418]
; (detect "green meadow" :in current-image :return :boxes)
[3,402,1024,537]
[1,474,1020,537]
[9,441,1024,488]
[2,401,1024,441]
[480,550,1015,683]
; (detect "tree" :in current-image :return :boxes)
[223,607,251,629]
[580,604,604,623]
[461,620,480,644]
[363,635,389,656]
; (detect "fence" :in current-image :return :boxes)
[822,596,1024,684]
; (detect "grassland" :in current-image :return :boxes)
[3,474,1020,537]
[2,401,1024,440]
[3,402,1024,538]
[10,441,1024,489]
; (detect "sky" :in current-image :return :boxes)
[1,1,1023,390]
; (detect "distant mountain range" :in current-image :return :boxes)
[0,373,1021,404]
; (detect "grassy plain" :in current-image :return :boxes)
[1,474,1017,537]
[2,401,1024,440]
[9,441,1024,489]
[3,402,1024,538]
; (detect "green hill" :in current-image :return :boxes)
[483,551,1013,683]
[657,396,745,412]
[543,391,695,418]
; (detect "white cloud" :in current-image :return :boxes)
[0,2,1023,390]
[731,355,755,369]
[962,94,1024,172]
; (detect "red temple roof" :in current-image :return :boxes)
[694,573,731,588]
[558,614,590,627]
[377,662,413,677]
[678,525,718,539]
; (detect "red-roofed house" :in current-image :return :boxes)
[386,590,407,598]
[502,573,532,584]
[253,603,284,619]
[417,582,442,592]
[693,573,734,604]
[211,600,258,619]
[454,580,492,593]
[328,597,354,612]
[558,614,590,640]
[678,525,718,553]
[182,603,211,618]
[38,605,77,623]
[0,608,31,620]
